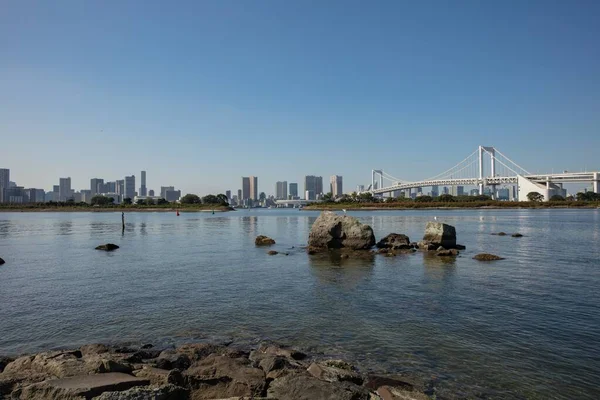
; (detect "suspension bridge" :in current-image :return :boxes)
[368,146,599,201]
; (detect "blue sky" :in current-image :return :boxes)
[1,0,599,195]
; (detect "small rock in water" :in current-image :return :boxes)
[376,233,411,249]
[0,257,5,265]
[437,249,459,257]
[512,233,523,238]
[95,244,119,251]
[497,232,507,236]
[267,250,278,255]
[473,253,505,261]
[255,235,276,246]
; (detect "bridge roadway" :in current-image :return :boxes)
[371,172,600,195]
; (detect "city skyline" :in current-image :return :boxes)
[1,2,599,196]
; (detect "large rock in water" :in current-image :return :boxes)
[308,211,375,251]
[422,222,456,248]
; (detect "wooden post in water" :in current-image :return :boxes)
[121,212,125,233]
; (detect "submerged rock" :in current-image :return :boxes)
[0,257,4,265]
[376,234,411,249]
[437,249,459,257]
[473,253,505,261]
[308,211,375,252]
[512,233,523,238]
[95,244,119,251]
[267,250,278,255]
[255,235,276,246]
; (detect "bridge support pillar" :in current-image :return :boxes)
[594,172,599,193]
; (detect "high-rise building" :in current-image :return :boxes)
[237,189,242,203]
[250,176,258,200]
[330,175,343,197]
[149,189,155,197]
[161,186,175,200]
[90,178,104,196]
[275,181,288,200]
[116,180,125,198]
[4,186,25,203]
[457,186,465,196]
[242,177,250,200]
[305,190,315,200]
[140,171,147,197]
[0,168,9,203]
[357,185,365,193]
[165,189,181,202]
[289,183,298,198]
[124,175,135,200]
[105,181,116,193]
[225,190,231,200]
[431,185,439,197]
[304,175,323,198]
[59,177,72,201]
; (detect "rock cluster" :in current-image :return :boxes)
[255,235,276,246]
[307,211,375,252]
[0,342,431,400]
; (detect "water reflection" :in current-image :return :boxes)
[240,216,258,235]
[309,251,375,289]
[0,220,12,237]
[57,221,73,235]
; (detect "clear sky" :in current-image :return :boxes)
[1,0,599,196]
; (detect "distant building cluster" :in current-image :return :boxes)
[0,168,182,205]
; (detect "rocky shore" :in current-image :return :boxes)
[0,341,432,400]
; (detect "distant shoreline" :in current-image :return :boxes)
[304,202,600,211]
[0,207,233,213]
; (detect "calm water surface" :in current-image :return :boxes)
[0,209,599,399]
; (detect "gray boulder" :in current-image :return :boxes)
[308,211,375,251]
[376,234,411,249]
[422,222,456,248]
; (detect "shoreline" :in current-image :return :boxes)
[0,207,233,213]
[0,340,433,400]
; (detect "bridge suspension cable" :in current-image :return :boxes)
[424,149,479,181]
[491,148,531,175]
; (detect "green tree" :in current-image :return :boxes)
[576,192,600,201]
[549,195,565,202]
[259,192,266,201]
[415,195,433,202]
[180,194,201,204]
[122,197,132,205]
[216,194,229,205]
[322,192,333,202]
[202,194,220,204]
[527,192,544,202]
[438,194,455,202]
[145,198,155,205]
[90,195,114,206]
[157,198,169,205]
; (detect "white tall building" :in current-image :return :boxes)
[59,177,72,202]
[330,175,343,197]
[0,168,9,203]
[124,175,135,201]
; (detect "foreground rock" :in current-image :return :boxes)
[422,222,456,248]
[14,373,150,399]
[308,211,375,252]
[473,253,505,261]
[255,235,276,246]
[95,244,120,251]
[376,234,411,250]
[0,341,437,400]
